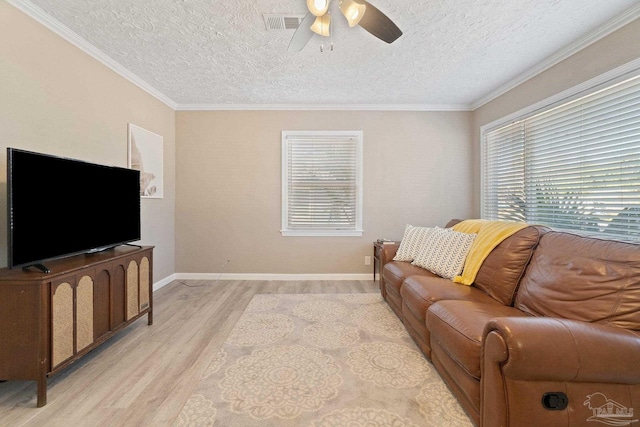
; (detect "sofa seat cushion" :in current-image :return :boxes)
[383,261,436,298]
[401,275,498,324]
[515,231,640,330]
[427,301,528,379]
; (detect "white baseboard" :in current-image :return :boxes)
[153,273,177,292]
[153,273,374,292]
[175,272,373,281]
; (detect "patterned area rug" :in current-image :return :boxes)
[174,293,473,426]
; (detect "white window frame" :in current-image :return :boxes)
[281,130,363,237]
[481,59,640,241]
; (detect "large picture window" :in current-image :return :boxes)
[482,73,640,241]
[281,131,363,236]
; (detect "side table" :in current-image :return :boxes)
[373,240,396,292]
[373,241,383,282]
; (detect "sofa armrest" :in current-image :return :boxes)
[484,316,640,383]
[482,317,640,426]
[379,242,400,265]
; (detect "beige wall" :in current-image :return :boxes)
[7,0,636,278]
[175,110,473,275]
[472,18,640,210]
[0,2,176,281]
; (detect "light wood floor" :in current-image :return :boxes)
[0,280,378,426]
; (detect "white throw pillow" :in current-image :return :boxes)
[412,228,476,279]
[393,225,438,262]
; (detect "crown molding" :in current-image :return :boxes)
[471,3,640,111]
[480,57,640,134]
[8,0,639,113]
[6,0,471,113]
[175,103,472,111]
[6,0,178,110]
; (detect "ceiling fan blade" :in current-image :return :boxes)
[357,1,402,44]
[288,12,316,51]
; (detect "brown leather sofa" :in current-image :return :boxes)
[380,220,640,426]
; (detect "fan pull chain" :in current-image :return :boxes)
[329,10,333,51]
[318,8,333,52]
[330,13,334,51]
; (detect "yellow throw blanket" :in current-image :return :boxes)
[452,219,528,285]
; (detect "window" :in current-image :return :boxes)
[281,131,363,236]
[482,73,640,241]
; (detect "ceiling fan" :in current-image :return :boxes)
[288,0,402,51]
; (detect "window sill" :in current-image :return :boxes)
[281,229,364,237]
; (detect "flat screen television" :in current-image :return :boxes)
[7,148,141,272]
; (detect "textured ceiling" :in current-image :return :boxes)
[12,0,640,108]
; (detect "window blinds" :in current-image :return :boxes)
[483,74,640,241]
[283,134,360,232]
[483,121,525,222]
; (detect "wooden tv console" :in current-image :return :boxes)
[0,245,153,407]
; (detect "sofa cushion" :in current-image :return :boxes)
[427,301,528,379]
[451,220,529,285]
[393,225,438,262]
[515,231,640,330]
[412,228,476,279]
[473,225,549,305]
[401,275,499,324]
[383,261,436,299]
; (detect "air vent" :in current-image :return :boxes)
[263,14,305,31]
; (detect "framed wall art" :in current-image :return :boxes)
[128,123,163,198]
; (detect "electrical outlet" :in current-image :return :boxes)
[364,256,371,266]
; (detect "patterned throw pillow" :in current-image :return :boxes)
[393,225,438,262]
[411,228,476,279]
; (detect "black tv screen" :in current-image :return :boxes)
[7,148,141,270]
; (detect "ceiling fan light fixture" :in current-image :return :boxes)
[310,13,331,36]
[339,0,366,27]
[307,0,330,17]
